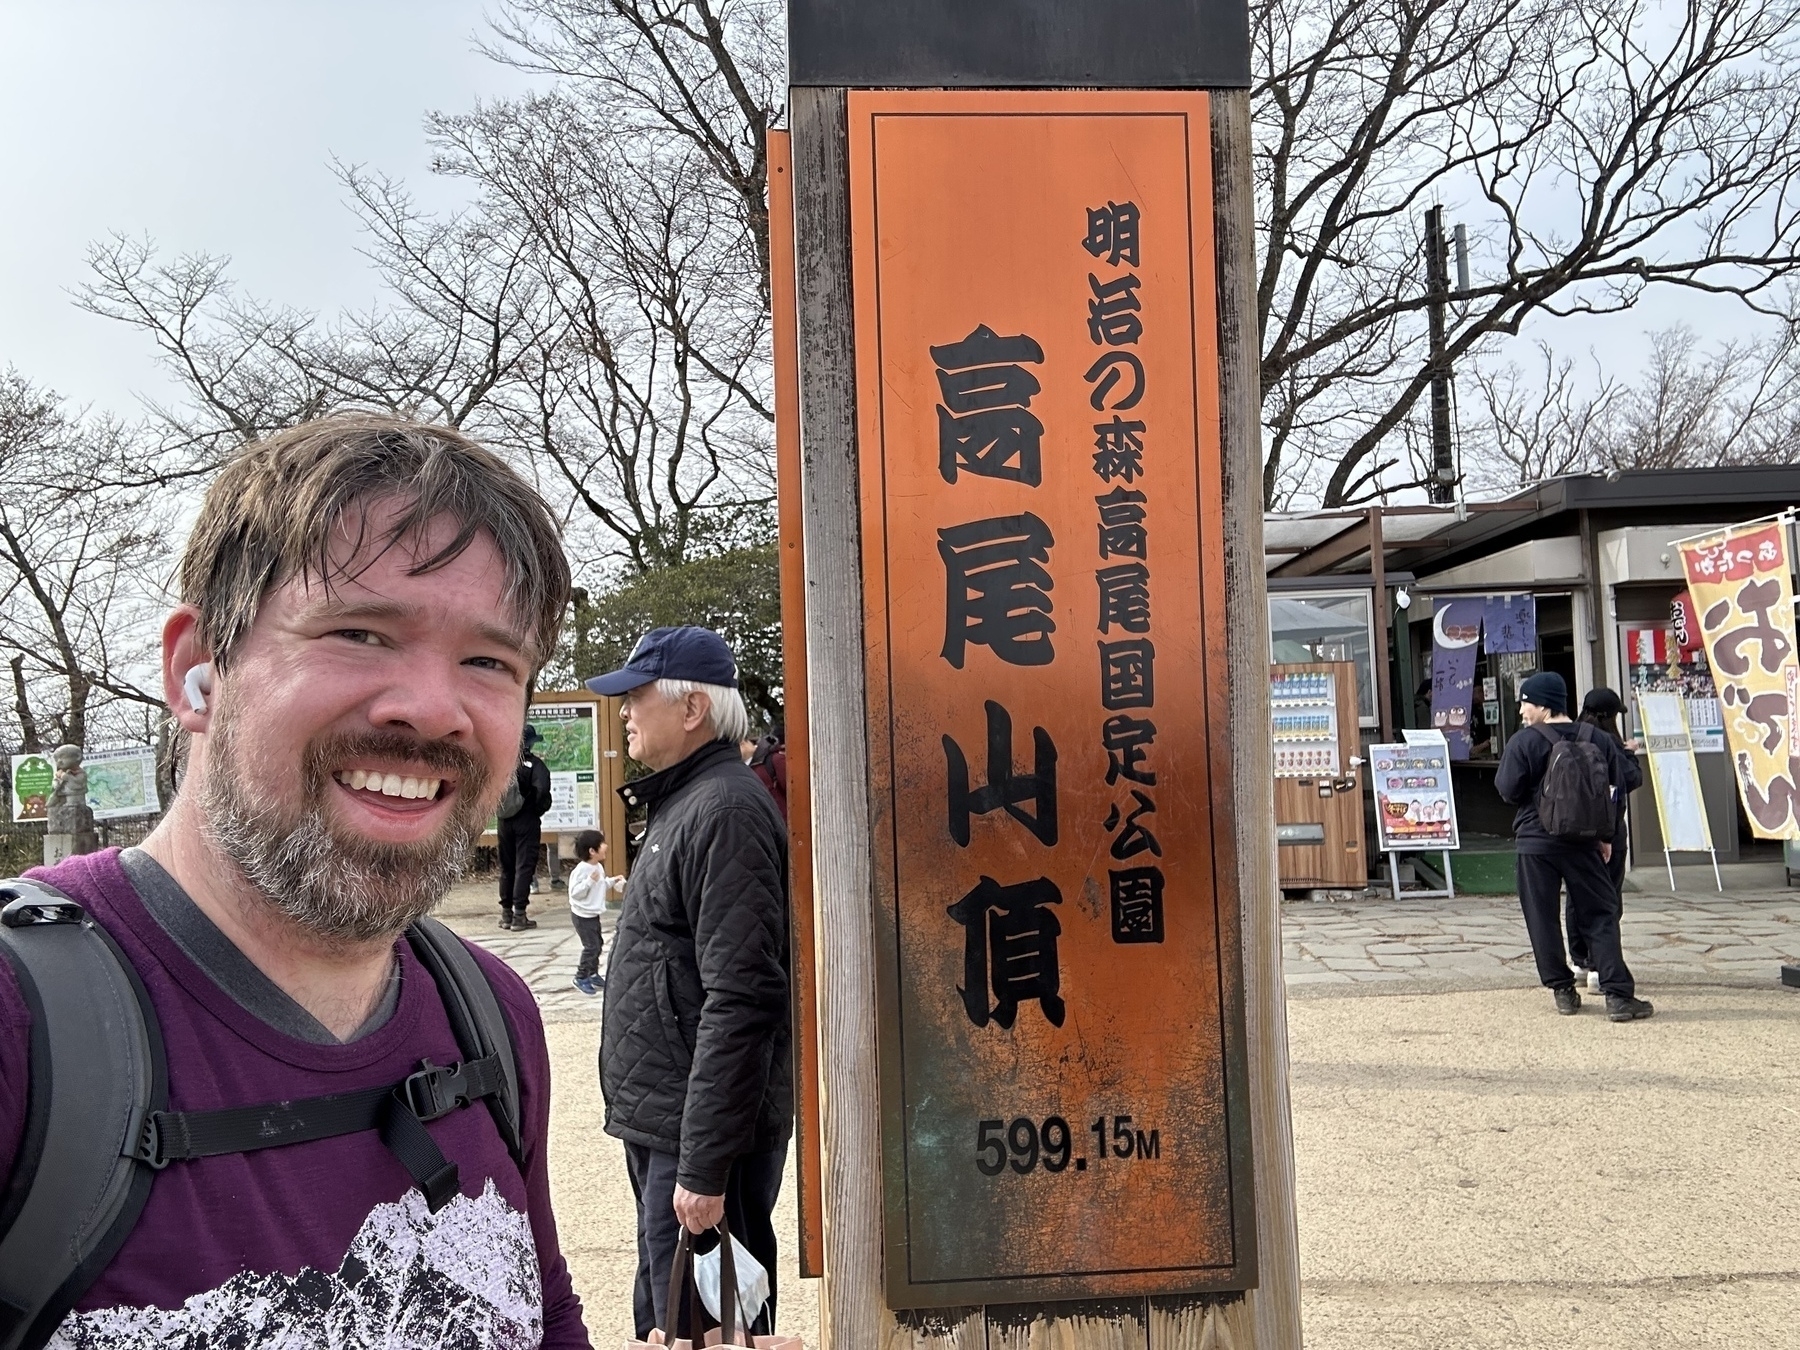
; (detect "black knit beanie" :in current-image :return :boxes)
[1518,670,1567,715]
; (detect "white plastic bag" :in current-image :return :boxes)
[694,1233,770,1333]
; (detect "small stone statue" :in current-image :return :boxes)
[44,743,99,864]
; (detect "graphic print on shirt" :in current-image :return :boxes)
[48,1180,541,1349]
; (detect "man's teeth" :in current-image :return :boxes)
[335,770,443,800]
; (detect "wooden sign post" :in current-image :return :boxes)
[779,3,1300,1345]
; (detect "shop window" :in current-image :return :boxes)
[1268,589,1377,726]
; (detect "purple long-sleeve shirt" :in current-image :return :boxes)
[0,849,590,1348]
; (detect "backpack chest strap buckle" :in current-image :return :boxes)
[401,1058,473,1122]
[400,1056,502,1123]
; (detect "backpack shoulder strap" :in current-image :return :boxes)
[0,879,165,1350]
[1532,724,1562,751]
[405,917,522,1165]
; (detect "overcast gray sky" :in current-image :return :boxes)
[0,0,532,414]
[0,0,1765,464]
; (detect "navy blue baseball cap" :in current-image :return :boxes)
[585,625,740,695]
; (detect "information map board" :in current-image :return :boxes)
[83,747,161,820]
[527,702,600,830]
[849,90,1252,1308]
[484,700,603,837]
[10,748,160,823]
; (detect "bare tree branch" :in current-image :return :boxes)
[1463,322,1800,490]
[1256,0,1800,506]
[0,372,170,752]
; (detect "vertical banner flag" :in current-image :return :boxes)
[848,90,1252,1306]
[1637,692,1713,853]
[1670,590,1705,654]
[1479,593,1537,655]
[1677,520,1800,839]
[1430,598,1483,759]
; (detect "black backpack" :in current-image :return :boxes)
[495,774,527,820]
[0,878,522,1350]
[1534,723,1614,841]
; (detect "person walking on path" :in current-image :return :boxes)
[566,827,619,995]
[586,626,792,1341]
[0,416,589,1344]
[497,724,553,930]
[1496,670,1654,1022]
[1568,687,1643,982]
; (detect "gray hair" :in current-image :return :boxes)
[656,678,751,743]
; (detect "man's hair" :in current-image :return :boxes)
[656,678,751,744]
[179,414,571,672]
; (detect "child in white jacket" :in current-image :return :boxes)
[568,828,622,995]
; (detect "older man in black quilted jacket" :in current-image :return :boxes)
[586,627,791,1340]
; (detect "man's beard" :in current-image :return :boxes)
[201,715,492,944]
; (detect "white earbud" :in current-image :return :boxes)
[183,663,214,714]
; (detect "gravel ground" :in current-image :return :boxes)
[445,874,1798,1348]
[1289,983,1800,1349]
[438,877,821,1346]
[542,1022,820,1347]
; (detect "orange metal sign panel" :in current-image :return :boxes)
[849,90,1254,1307]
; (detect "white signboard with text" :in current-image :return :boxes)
[1369,728,1461,853]
[1638,692,1712,854]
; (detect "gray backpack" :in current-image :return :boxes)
[1534,723,1614,842]
[0,878,522,1350]
[495,772,527,820]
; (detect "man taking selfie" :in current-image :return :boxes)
[0,417,590,1347]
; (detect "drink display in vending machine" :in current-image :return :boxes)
[1269,661,1366,889]
[1270,668,1341,778]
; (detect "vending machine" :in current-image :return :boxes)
[1270,661,1366,889]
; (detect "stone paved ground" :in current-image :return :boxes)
[449,872,1800,1014]
[1284,874,1800,995]
[436,876,607,1024]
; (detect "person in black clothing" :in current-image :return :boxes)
[1567,687,1643,976]
[497,723,553,930]
[585,626,791,1340]
[1496,671,1654,1022]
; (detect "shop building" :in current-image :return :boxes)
[1264,465,1800,888]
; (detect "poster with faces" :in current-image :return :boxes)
[1368,729,1460,852]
